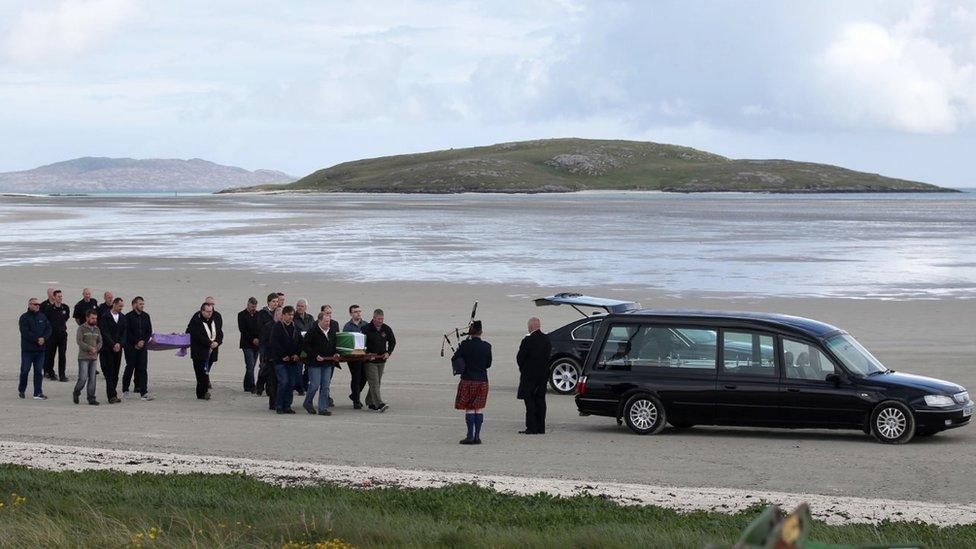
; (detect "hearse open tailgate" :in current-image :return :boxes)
[533,293,640,315]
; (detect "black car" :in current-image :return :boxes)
[575,309,972,444]
[534,293,640,394]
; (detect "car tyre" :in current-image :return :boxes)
[870,401,916,444]
[623,394,667,435]
[548,358,582,395]
[669,421,694,430]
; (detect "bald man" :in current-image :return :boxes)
[73,288,99,326]
[516,317,552,435]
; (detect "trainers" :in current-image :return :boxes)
[33,394,48,400]
[72,392,80,404]
[318,409,332,416]
[141,394,155,401]
[303,403,316,415]
[378,404,389,413]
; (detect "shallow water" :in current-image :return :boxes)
[0,192,973,299]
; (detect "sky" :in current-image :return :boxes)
[1,0,975,186]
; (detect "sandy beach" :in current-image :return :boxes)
[2,260,974,507]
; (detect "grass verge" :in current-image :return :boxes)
[0,464,973,548]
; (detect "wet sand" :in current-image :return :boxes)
[2,263,974,506]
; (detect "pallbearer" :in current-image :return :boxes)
[238,297,261,393]
[454,321,491,445]
[123,296,154,400]
[99,297,127,404]
[303,310,341,415]
[363,308,395,413]
[42,289,71,382]
[343,304,369,409]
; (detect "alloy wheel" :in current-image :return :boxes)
[551,361,580,393]
[875,406,907,440]
[629,399,658,431]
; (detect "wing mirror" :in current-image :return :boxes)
[825,373,842,386]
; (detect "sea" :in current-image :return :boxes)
[0,191,974,299]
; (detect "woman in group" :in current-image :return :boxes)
[303,310,341,415]
[452,321,491,445]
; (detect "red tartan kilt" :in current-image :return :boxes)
[455,379,489,410]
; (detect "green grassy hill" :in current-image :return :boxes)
[222,138,952,193]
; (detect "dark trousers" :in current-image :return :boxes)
[294,362,306,392]
[242,348,259,391]
[192,359,210,399]
[44,331,67,378]
[523,388,547,434]
[19,350,45,396]
[256,348,271,394]
[123,347,149,395]
[348,361,367,404]
[266,362,277,409]
[100,350,123,400]
[275,362,300,411]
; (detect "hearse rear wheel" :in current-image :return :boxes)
[623,394,667,435]
[548,358,581,395]
[870,401,916,444]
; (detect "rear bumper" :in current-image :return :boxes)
[575,396,618,417]
[914,405,972,431]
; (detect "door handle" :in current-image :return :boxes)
[724,385,737,390]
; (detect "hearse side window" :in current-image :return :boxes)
[722,331,776,377]
[782,337,839,381]
[571,321,598,341]
[596,323,717,372]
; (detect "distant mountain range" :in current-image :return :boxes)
[222,138,953,194]
[0,157,295,193]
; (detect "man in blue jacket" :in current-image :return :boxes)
[123,296,154,401]
[270,305,302,414]
[19,297,51,399]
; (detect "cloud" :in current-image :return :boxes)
[817,5,976,133]
[3,0,138,63]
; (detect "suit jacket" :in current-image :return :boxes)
[124,310,153,350]
[187,314,222,363]
[98,311,127,354]
[269,321,302,363]
[237,309,262,349]
[516,330,552,399]
[303,323,341,369]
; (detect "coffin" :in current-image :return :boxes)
[336,332,366,355]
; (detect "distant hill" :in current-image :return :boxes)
[0,157,295,193]
[221,138,952,194]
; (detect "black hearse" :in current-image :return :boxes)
[575,309,971,443]
[534,293,640,394]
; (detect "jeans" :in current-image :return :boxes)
[44,331,67,378]
[275,362,301,411]
[19,350,45,396]
[100,349,122,400]
[304,365,334,412]
[123,347,149,395]
[364,361,385,408]
[74,359,98,401]
[242,348,259,391]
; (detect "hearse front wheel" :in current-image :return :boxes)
[870,401,916,444]
[623,394,667,435]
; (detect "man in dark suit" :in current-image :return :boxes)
[187,302,223,400]
[42,289,71,382]
[238,297,261,393]
[98,297,127,404]
[517,317,552,435]
[122,296,153,400]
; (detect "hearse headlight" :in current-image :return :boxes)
[923,395,955,407]
[955,391,971,405]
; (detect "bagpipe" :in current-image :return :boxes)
[441,301,478,376]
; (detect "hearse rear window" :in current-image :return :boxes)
[597,324,717,372]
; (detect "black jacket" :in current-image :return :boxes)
[237,309,262,349]
[517,330,552,399]
[269,321,302,363]
[187,314,222,363]
[455,337,492,382]
[98,310,127,354]
[303,323,340,368]
[293,312,314,334]
[363,322,396,362]
[19,310,52,352]
[42,303,71,335]
[97,302,113,320]
[72,298,99,325]
[124,311,153,350]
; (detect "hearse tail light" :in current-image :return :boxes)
[577,376,588,395]
[924,395,955,407]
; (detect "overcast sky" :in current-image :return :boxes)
[1,0,975,186]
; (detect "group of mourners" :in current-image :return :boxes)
[18,286,555,444]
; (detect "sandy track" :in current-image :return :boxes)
[2,440,973,526]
